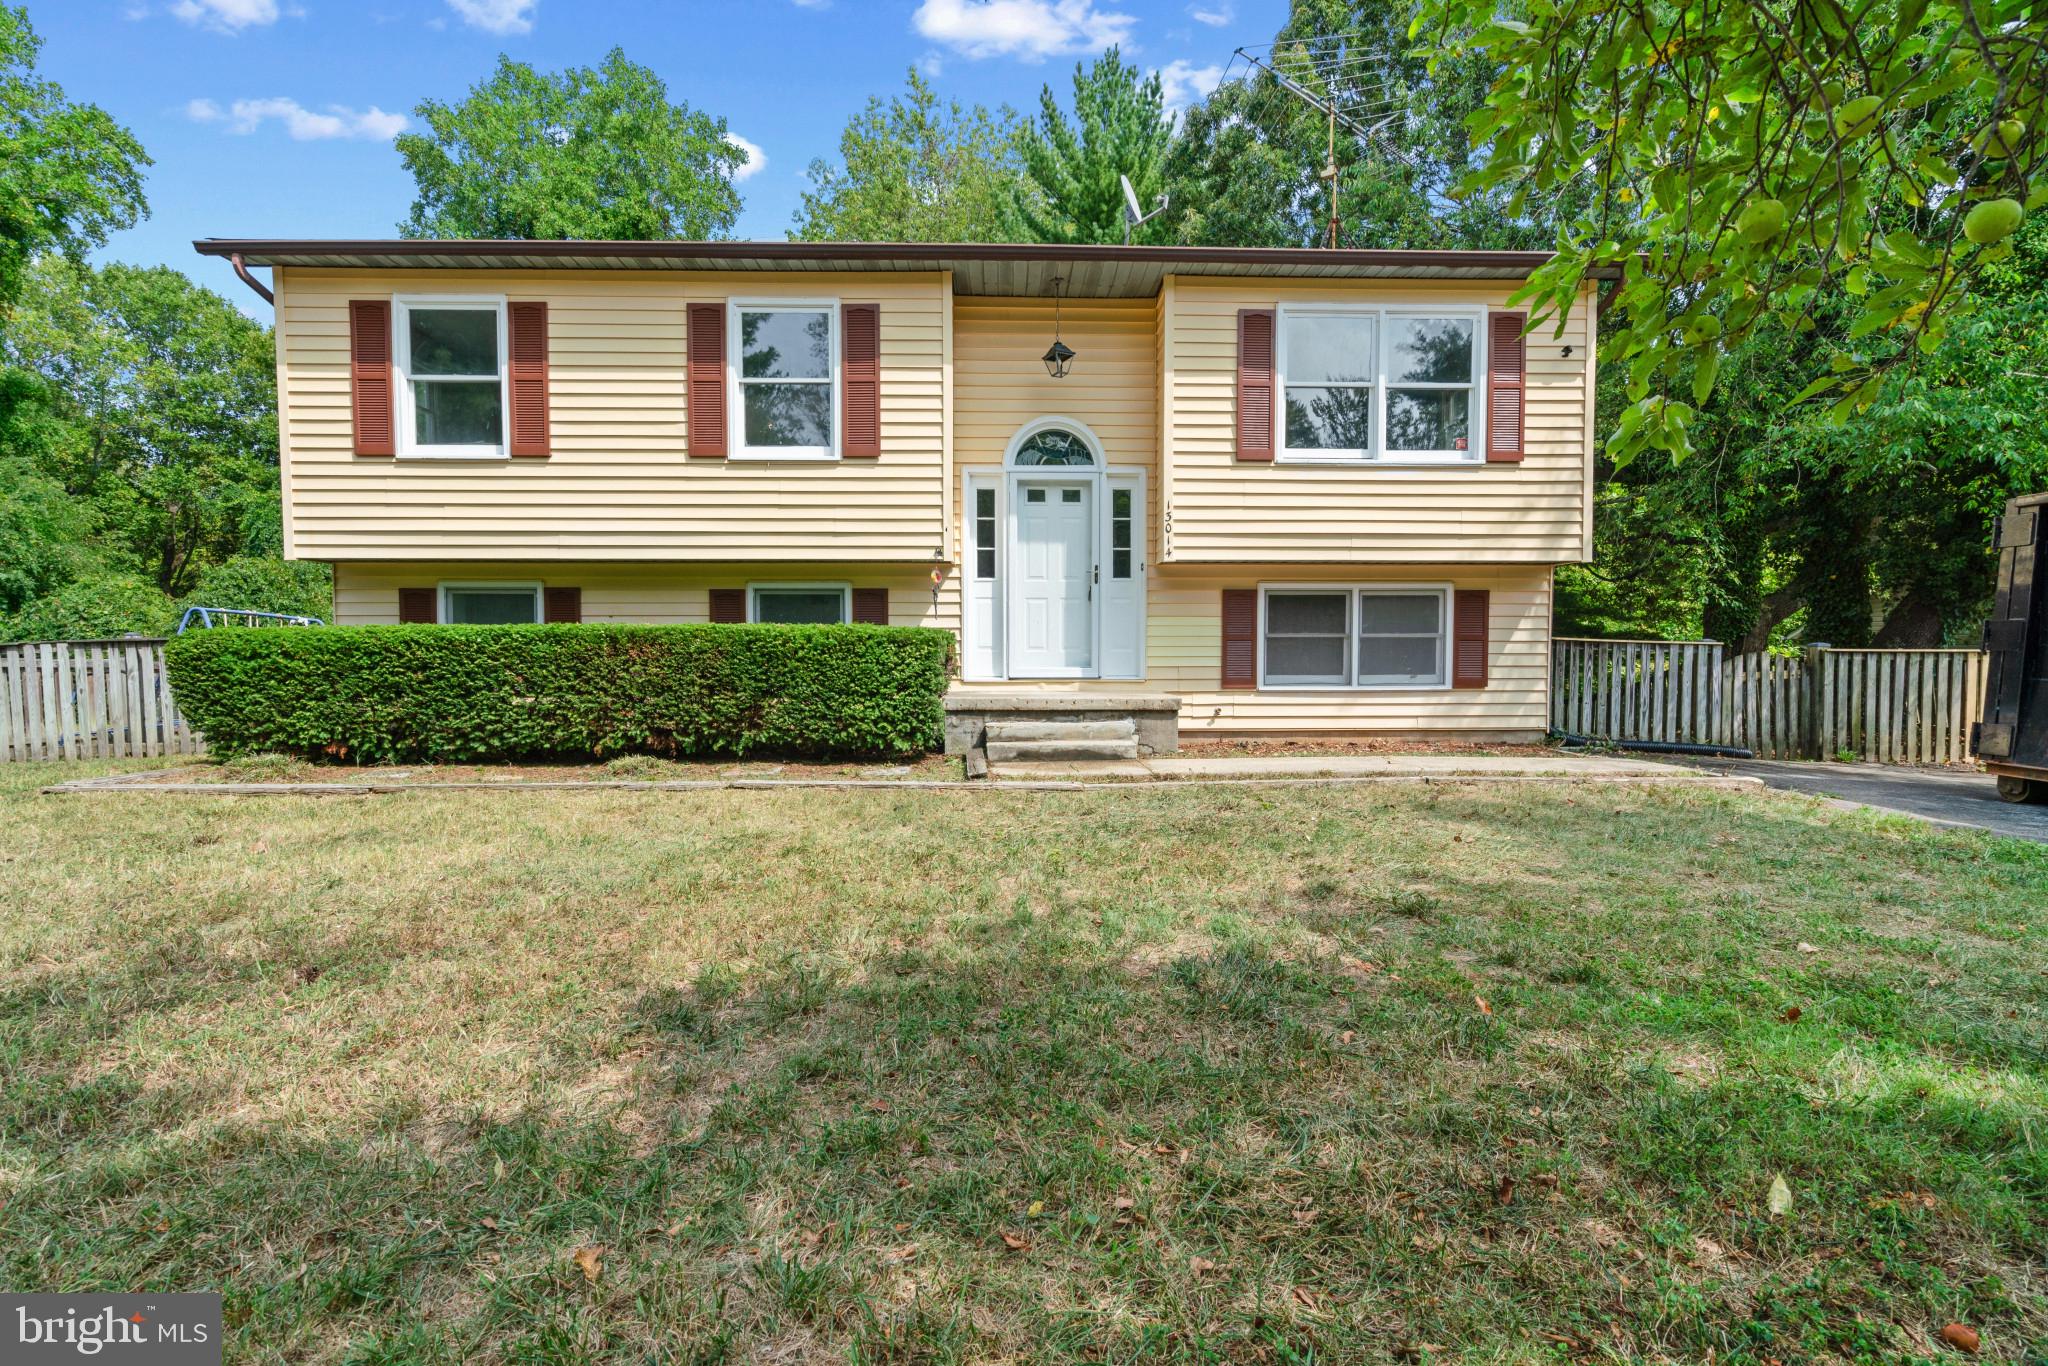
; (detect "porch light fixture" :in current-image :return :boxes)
[1042,275,1075,379]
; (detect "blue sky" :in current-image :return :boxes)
[32,0,1283,313]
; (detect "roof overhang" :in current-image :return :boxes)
[194,238,1610,299]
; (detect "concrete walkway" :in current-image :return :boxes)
[992,752,1761,787]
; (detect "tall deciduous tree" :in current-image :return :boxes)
[0,5,147,315]
[3,258,279,598]
[795,69,1028,242]
[1415,0,2048,466]
[1009,48,1172,244]
[397,50,745,241]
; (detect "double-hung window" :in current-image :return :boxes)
[396,297,508,458]
[1259,586,1449,689]
[732,303,836,459]
[1280,307,1482,463]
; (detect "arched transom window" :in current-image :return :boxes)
[1010,426,1095,466]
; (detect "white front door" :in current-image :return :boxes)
[1011,480,1094,676]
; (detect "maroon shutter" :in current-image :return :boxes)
[851,587,889,624]
[687,302,727,458]
[1221,588,1258,689]
[543,586,581,623]
[708,588,746,624]
[398,587,435,624]
[1236,309,1276,462]
[1486,312,1526,463]
[508,301,550,457]
[1452,589,1490,688]
[349,300,395,456]
[842,303,881,458]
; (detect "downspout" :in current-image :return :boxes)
[229,253,275,306]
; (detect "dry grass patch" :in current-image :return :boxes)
[1,760,2043,1362]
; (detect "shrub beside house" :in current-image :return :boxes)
[164,623,952,763]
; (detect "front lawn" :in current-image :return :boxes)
[2,763,2042,1363]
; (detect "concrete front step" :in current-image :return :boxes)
[985,738,1141,763]
[985,719,1136,743]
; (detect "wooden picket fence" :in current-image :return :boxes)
[1552,638,1986,762]
[0,639,202,762]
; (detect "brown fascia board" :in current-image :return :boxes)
[192,237,1621,277]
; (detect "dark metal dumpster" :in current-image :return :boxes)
[1976,492,2048,802]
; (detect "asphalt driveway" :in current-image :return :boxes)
[1678,757,2048,843]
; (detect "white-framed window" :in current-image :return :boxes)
[1278,306,1484,464]
[730,301,838,460]
[748,582,850,624]
[1258,585,1450,690]
[440,581,541,625]
[395,296,509,459]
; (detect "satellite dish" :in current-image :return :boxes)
[1119,173,1168,243]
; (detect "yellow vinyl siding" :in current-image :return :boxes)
[278,268,948,562]
[1161,277,1594,565]
[333,562,954,630]
[951,295,1160,564]
[951,564,1551,736]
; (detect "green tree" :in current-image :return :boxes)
[1416,0,2048,465]
[795,69,1028,242]
[3,258,279,596]
[0,5,147,316]
[1558,214,2048,648]
[1009,48,1171,244]
[178,556,332,625]
[1166,0,1550,250]
[397,49,745,241]
[0,571,171,642]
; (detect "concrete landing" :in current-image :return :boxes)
[989,752,1763,787]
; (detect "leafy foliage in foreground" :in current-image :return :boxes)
[1416,0,2047,465]
[164,623,953,762]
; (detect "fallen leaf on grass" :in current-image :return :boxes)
[1494,1174,1516,1205]
[1113,1194,1135,1211]
[1292,1207,1318,1226]
[1474,996,1492,1016]
[1026,1200,1045,1218]
[1290,1285,1319,1309]
[1779,1005,1803,1023]
[1188,1256,1221,1275]
[571,1245,603,1284]
[880,1243,919,1264]
[999,1230,1031,1252]
[1939,1323,1980,1353]
[1796,942,1820,954]
[1766,1174,1794,1217]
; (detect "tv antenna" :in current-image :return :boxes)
[1121,174,1168,245]
[1232,42,1405,248]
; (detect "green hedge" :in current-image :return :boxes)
[164,624,953,763]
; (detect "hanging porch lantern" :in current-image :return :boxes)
[1042,275,1075,379]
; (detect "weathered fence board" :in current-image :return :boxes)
[0,639,200,763]
[1553,639,1986,763]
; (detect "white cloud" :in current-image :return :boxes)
[913,0,1136,61]
[190,97,409,141]
[725,132,767,182]
[1187,2,1231,25]
[1158,58,1223,113]
[446,0,535,34]
[168,0,279,31]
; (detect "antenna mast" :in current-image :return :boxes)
[1233,42,1402,249]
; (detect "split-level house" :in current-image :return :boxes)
[195,239,1602,749]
